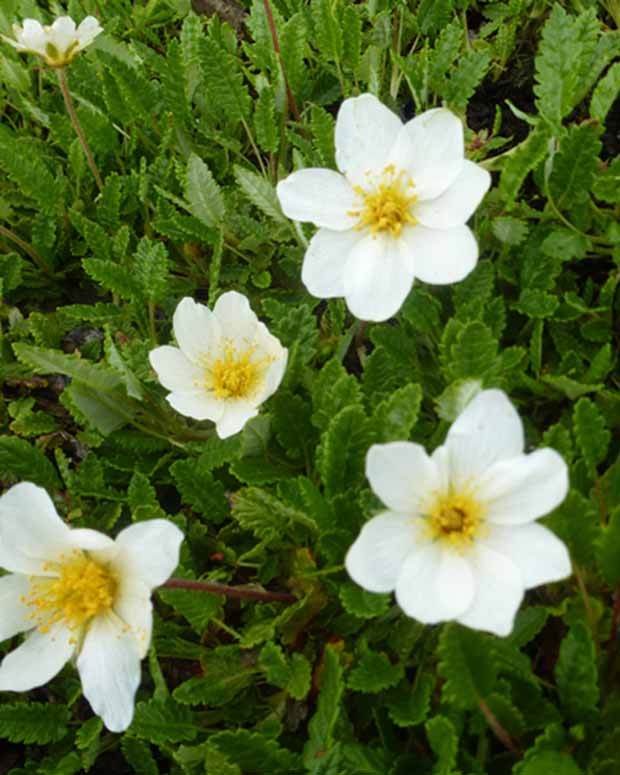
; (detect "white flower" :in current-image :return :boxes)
[345,389,571,636]
[149,291,288,439]
[1,16,102,67]
[0,482,183,732]
[276,93,491,322]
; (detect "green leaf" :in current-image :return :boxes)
[387,673,434,728]
[546,489,599,567]
[0,137,64,214]
[82,258,138,300]
[132,697,198,744]
[234,165,286,223]
[437,624,496,710]
[0,436,60,490]
[348,649,404,694]
[280,13,307,96]
[498,124,552,205]
[121,737,159,775]
[259,642,312,700]
[310,106,335,167]
[254,86,279,153]
[442,320,498,381]
[209,729,299,774]
[312,0,343,64]
[158,587,223,634]
[534,6,599,129]
[555,621,599,721]
[312,358,362,431]
[372,382,422,442]
[232,486,317,541]
[134,237,170,303]
[304,645,344,767]
[573,397,610,476]
[425,715,458,775]
[591,61,620,122]
[173,647,257,707]
[61,381,131,436]
[548,124,602,207]
[201,38,251,122]
[0,702,70,744]
[170,457,229,523]
[316,405,373,498]
[185,153,225,229]
[596,507,620,586]
[339,582,390,619]
[517,750,583,775]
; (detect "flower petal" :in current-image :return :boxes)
[149,345,202,392]
[413,161,491,229]
[15,19,46,53]
[439,390,524,489]
[114,577,153,659]
[76,16,102,49]
[68,528,116,552]
[113,519,184,589]
[402,224,478,285]
[166,390,225,422]
[398,108,464,200]
[48,16,77,55]
[366,442,440,515]
[0,623,75,692]
[343,233,415,321]
[480,449,569,525]
[0,483,72,575]
[345,511,424,593]
[482,522,571,589]
[213,291,258,344]
[216,401,258,438]
[335,93,403,183]
[172,297,221,363]
[0,574,34,641]
[457,544,524,636]
[302,228,362,299]
[395,543,475,623]
[276,169,357,230]
[77,614,141,733]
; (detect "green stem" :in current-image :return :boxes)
[241,117,268,178]
[57,67,104,191]
[0,223,50,275]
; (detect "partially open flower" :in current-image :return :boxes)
[149,292,288,439]
[277,93,491,322]
[345,389,571,636]
[0,483,183,732]
[1,16,102,67]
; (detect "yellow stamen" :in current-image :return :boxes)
[349,166,417,238]
[428,493,484,548]
[208,345,262,400]
[22,553,117,634]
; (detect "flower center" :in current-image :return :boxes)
[23,553,117,633]
[209,346,262,400]
[350,165,417,238]
[428,493,483,548]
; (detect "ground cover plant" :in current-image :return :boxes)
[0,0,619,772]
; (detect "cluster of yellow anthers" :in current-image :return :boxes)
[349,166,418,238]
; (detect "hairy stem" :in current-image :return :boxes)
[162,577,297,603]
[57,67,104,191]
[263,0,301,123]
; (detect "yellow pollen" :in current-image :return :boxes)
[428,493,484,548]
[22,553,117,633]
[349,167,417,237]
[209,345,262,400]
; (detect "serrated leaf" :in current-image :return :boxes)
[0,436,60,490]
[555,621,599,721]
[132,697,198,744]
[121,737,159,775]
[0,702,70,744]
[201,38,251,122]
[596,507,620,586]
[339,582,390,619]
[254,86,278,153]
[304,645,344,767]
[232,486,317,541]
[348,649,403,694]
[170,457,229,523]
[548,123,602,208]
[387,673,434,728]
[185,153,225,228]
[426,715,458,775]
[499,124,552,205]
[437,624,496,710]
[259,642,312,700]
[372,382,422,442]
[234,165,286,223]
[158,587,223,634]
[316,405,373,498]
[210,729,299,774]
[573,397,610,476]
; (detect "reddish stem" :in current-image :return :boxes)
[478,699,520,755]
[263,0,301,123]
[609,585,620,647]
[162,577,296,603]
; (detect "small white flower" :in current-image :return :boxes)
[0,482,183,732]
[345,389,571,637]
[276,93,491,322]
[2,16,102,67]
[149,291,288,439]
